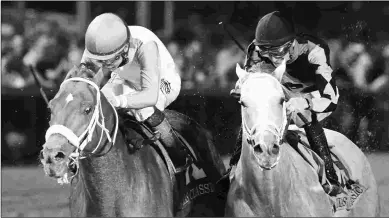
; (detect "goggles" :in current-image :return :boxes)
[93,45,128,68]
[255,40,294,59]
[100,53,122,66]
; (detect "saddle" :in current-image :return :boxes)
[117,109,195,174]
[117,109,226,216]
[285,129,367,214]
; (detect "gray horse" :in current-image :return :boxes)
[225,64,379,217]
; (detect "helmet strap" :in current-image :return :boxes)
[114,15,131,68]
[118,43,130,68]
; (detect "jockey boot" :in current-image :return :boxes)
[304,119,343,196]
[144,107,190,171]
[119,113,158,150]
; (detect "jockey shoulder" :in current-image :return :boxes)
[245,11,338,114]
[80,13,171,109]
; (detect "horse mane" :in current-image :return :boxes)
[247,60,276,74]
[65,62,99,81]
[247,60,293,101]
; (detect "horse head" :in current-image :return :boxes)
[235,60,289,170]
[39,64,118,182]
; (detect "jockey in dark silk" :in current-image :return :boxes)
[223,11,342,196]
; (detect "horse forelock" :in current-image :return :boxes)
[241,73,285,103]
[248,61,276,74]
[57,80,96,106]
[66,62,98,81]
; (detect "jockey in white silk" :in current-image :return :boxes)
[80,13,187,168]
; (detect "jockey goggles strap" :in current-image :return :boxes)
[257,41,293,58]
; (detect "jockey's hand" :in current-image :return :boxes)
[285,97,309,115]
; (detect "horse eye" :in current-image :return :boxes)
[84,107,92,114]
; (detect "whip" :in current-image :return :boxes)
[29,65,50,105]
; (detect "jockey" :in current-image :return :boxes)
[79,13,188,169]
[227,11,342,196]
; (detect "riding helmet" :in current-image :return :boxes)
[253,11,296,47]
[84,13,130,60]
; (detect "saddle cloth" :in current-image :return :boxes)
[285,128,366,215]
[119,109,226,216]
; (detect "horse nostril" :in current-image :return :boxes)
[54,152,65,161]
[253,145,263,153]
[39,151,44,160]
[271,144,280,155]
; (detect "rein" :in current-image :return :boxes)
[44,77,119,183]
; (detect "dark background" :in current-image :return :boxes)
[2,2,389,217]
[2,1,389,166]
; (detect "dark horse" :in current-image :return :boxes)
[39,65,226,217]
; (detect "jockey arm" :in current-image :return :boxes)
[117,41,161,109]
[306,44,339,113]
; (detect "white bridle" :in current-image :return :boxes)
[45,77,119,159]
[240,73,288,169]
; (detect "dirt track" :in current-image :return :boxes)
[2,152,388,217]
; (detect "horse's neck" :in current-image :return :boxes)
[241,141,306,211]
[239,142,291,202]
[239,141,327,216]
[70,133,130,216]
[78,131,146,191]
[74,132,130,193]
[72,131,173,216]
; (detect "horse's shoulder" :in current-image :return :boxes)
[164,109,209,146]
[323,128,364,156]
[164,110,205,133]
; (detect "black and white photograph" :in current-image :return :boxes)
[1,1,388,217]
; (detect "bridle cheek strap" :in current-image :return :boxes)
[44,77,118,158]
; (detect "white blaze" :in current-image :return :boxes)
[65,93,74,105]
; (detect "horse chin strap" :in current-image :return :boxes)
[44,77,119,183]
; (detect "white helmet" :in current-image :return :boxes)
[84,13,130,60]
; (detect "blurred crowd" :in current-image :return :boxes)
[1,11,246,92]
[325,36,389,151]
[2,9,389,162]
[2,9,83,90]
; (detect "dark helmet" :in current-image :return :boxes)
[254,11,296,47]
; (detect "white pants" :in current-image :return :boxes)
[101,72,181,122]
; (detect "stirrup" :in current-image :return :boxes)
[323,182,344,196]
[136,132,160,149]
[150,131,161,141]
[175,155,193,174]
[216,167,231,184]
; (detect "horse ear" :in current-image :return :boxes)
[236,63,247,79]
[273,59,286,82]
